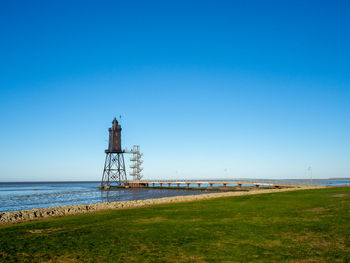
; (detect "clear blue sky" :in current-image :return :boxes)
[1,0,349,181]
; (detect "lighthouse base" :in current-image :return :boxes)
[100,152,128,188]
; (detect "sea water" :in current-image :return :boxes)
[0,182,211,212]
[0,179,348,212]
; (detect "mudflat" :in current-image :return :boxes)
[1,185,321,225]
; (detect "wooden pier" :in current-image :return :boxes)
[100,180,306,189]
[136,181,281,189]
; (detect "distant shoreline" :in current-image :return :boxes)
[0,181,101,184]
[1,178,350,184]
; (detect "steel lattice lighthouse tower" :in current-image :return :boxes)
[100,118,128,189]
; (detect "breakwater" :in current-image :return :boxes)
[0,185,322,225]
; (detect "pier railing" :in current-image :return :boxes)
[124,179,324,189]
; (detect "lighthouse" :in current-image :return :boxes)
[107,118,122,153]
[100,118,127,189]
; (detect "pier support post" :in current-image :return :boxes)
[186,183,190,188]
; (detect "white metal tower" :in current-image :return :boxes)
[129,145,143,181]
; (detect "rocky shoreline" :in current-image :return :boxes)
[0,186,322,225]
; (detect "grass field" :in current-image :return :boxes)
[0,187,349,262]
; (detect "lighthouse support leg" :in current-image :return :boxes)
[100,152,128,188]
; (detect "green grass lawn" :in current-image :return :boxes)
[0,187,349,262]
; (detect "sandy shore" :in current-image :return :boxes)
[0,185,323,225]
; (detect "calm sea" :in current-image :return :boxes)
[0,179,348,212]
[0,182,213,212]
